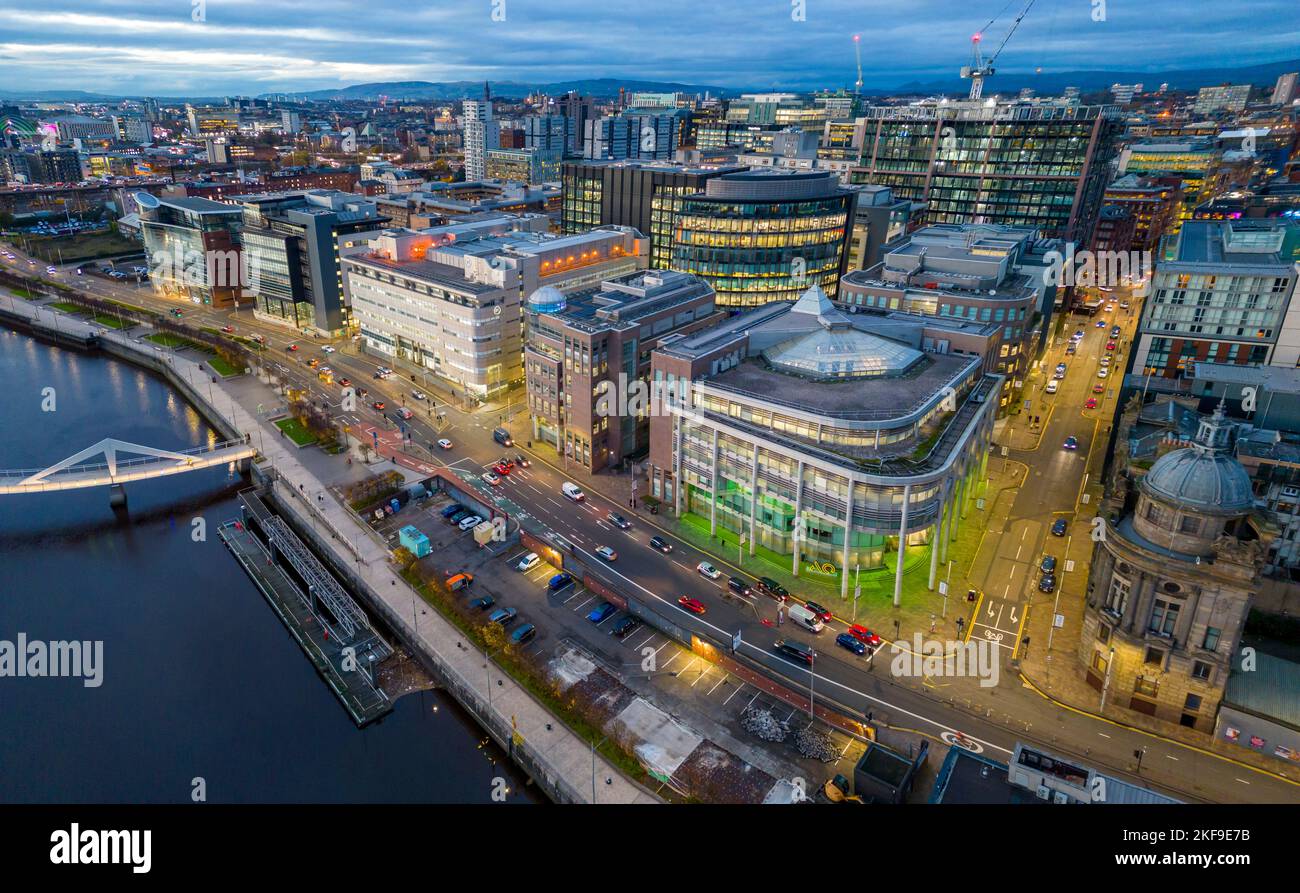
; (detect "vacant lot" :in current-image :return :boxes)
[24,230,142,264]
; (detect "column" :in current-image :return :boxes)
[708,427,720,536]
[928,480,947,591]
[747,445,759,557]
[792,460,806,578]
[841,478,855,600]
[893,483,911,607]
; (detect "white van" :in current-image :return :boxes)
[561,482,585,502]
[787,603,824,633]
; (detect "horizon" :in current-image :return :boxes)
[1,0,1298,96]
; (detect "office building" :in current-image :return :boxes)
[344,220,647,398]
[845,184,914,270]
[561,160,747,269]
[669,169,857,307]
[111,115,152,145]
[524,115,568,154]
[1102,173,1185,252]
[0,148,83,184]
[1119,139,1222,223]
[1194,84,1252,116]
[485,147,561,185]
[1110,83,1144,105]
[583,110,684,161]
[462,98,498,182]
[524,270,720,471]
[837,223,1056,410]
[931,742,1180,804]
[375,181,553,227]
[237,190,388,336]
[1132,219,1299,379]
[556,92,595,154]
[1272,73,1299,106]
[49,115,115,142]
[646,285,1000,598]
[1083,406,1259,732]
[186,105,239,137]
[1091,204,1137,256]
[852,101,1121,243]
[137,192,247,308]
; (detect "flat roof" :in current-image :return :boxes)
[1223,649,1300,729]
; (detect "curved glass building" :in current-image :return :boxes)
[669,170,855,308]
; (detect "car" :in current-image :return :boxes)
[586,602,616,624]
[606,512,631,530]
[1100,356,1111,366]
[517,552,541,572]
[515,454,531,468]
[595,545,618,562]
[1052,518,1069,536]
[727,576,753,597]
[220,325,234,334]
[1038,575,1057,594]
[458,515,483,531]
[357,388,369,398]
[775,639,815,665]
[1120,302,1130,310]
[482,471,501,486]
[561,482,585,502]
[1092,383,1105,394]
[696,562,721,580]
[677,596,706,615]
[411,390,426,400]
[804,601,833,622]
[1111,327,1121,337]
[1072,330,1085,340]
[1063,435,1079,450]
[547,572,573,591]
[757,576,789,600]
[469,595,495,611]
[848,625,882,647]
[372,401,386,410]
[1105,341,1117,351]
[1045,380,1059,395]
[1065,344,1077,355]
[1055,362,1067,373]
[447,508,472,525]
[510,623,537,644]
[396,407,414,420]
[436,438,453,450]
[287,343,298,351]
[321,345,336,354]
[1040,555,1058,573]
[836,632,867,656]
[612,616,640,639]
[1096,368,1108,379]
[649,536,673,554]
[1085,398,1098,409]
[488,607,518,626]
[441,503,464,519]
[170,308,183,317]
[447,573,474,591]
[492,462,511,476]
[337,377,351,387]
[45,266,56,274]
[1095,319,1106,328]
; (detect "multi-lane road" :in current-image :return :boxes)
[5,244,1298,803]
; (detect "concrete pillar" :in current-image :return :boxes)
[748,445,759,556]
[709,427,719,536]
[960,464,972,519]
[792,460,806,578]
[841,478,855,600]
[889,486,909,610]
[949,470,963,543]
[928,481,947,591]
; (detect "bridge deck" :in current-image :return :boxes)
[0,441,256,494]
[218,520,392,727]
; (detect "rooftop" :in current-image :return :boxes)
[1161,220,1295,272]
[1223,649,1300,730]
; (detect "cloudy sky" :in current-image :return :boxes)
[0,0,1297,96]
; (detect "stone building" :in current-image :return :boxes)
[1080,404,1264,731]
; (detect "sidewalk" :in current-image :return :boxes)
[9,296,658,804]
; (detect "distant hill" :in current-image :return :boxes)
[262,78,736,102]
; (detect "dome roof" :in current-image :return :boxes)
[527,285,566,314]
[1142,446,1254,514]
[762,325,923,380]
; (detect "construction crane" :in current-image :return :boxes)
[852,34,863,94]
[961,0,1038,100]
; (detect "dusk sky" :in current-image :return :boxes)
[0,0,1297,96]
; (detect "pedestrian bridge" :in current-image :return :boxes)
[0,437,256,495]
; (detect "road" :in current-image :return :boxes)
[4,245,1298,803]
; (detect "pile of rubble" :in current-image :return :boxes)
[740,706,788,743]
[794,726,838,763]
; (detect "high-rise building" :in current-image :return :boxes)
[1271,72,1299,106]
[462,98,498,182]
[668,169,857,307]
[560,160,747,269]
[524,115,567,153]
[1102,173,1185,253]
[583,111,684,161]
[236,190,388,336]
[137,193,247,308]
[485,147,560,185]
[524,269,719,471]
[1110,83,1144,105]
[1132,219,1299,379]
[0,148,83,184]
[852,101,1121,244]
[1194,84,1252,116]
[111,115,152,145]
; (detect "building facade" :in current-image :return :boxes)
[462,99,498,182]
[137,192,247,308]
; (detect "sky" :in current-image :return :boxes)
[0,0,1297,97]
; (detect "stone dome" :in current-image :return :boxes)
[1142,447,1254,514]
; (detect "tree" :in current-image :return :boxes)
[391,546,416,571]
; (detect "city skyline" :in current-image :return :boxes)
[1,0,1298,96]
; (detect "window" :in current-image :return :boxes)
[1104,577,1130,616]
[1184,693,1202,712]
[1149,598,1180,637]
[1097,624,1111,645]
[1179,516,1200,534]
[1144,646,1165,667]
[1134,676,1160,698]
[1191,660,1212,682]
[1202,627,1221,652]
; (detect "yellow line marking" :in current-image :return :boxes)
[965,590,984,644]
[1011,603,1030,659]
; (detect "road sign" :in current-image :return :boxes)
[1000,445,1009,457]
[1054,614,1066,628]
[1081,493,1091,504]
[938,581,949,596]
[1065,559,1075,572]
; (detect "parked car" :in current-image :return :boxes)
[469,595,495,611]
[848,625,882,647]
[441,503,464,519]
[1096,368,1109,379]
[448,509,470,525]
[1092,383,1105,394]
[1084,398,1098,409]
[547,572,573,591]
[517,552,540,572]
[612,616,640,639]
[1105,341,1117,351]
[510,623,536,644]
[803,601,833,622]
[586,602,616,624]
[447,573,474,591]
[649,536,673,554]
[1040,555,1058,573]
[677,596,707,615]
[696,562,721,580]
[836,632,867,656]
[595,545,618,562]
[1052,518,1069,536]
[1038,574,1057,594]
[488,607,518,626]
[727,576,753,597]
[458,515,483,531]
[606,512,631,530]
[756,577,789,600]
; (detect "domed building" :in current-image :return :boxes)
[1079,404,1263,732]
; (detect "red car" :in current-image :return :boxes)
[677,596,707,615]
[220,325,234,334]
[1084,398,1098,409]
[372,401,386,411]
[803,601,833,622]
[338,377,351,387]
[1092,383,1105,394]
[848,624,882,647]
[492,462,511,476]
[287,343,298,351]
[1105,341,1117,351]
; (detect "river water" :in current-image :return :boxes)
[0,329,539,803]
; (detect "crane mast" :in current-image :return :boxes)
[960,0,1038,100]
[853,34,863,94]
